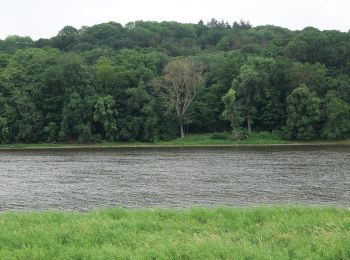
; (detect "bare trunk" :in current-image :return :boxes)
[247,115,252,135]
[180,124,185,139]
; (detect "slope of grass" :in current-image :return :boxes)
[0,207,349,259]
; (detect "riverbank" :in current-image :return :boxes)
[0,207,349,259]
[0,132,349,150]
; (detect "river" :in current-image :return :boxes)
[0,146,349,210]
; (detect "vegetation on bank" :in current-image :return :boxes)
[0,132,350,149]
[0,207,349,259]
[0,20,350,145]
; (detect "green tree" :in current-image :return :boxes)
[11,91,43,142]
[119,82,159,141]
[43,122,58,142]
[234,57,275,134]
[284,84,321,140]
[0,116,9,144]
[93,95,118,141]
[1,35,33,53]
[222,82,244,134]
[286,62,333,96]
[321,91,350,139]
[60,92,95,142]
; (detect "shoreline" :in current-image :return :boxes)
[1,132,349,150]
[1,204,349,213]
[0,140,350,150]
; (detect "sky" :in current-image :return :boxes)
[0,0,349,40]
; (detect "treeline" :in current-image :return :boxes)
[0,19,349,143]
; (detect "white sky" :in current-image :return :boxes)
[0,0,349,40]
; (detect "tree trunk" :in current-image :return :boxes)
[247,115,252,135]
[180,124,185,139]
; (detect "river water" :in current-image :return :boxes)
[0,146,349,210]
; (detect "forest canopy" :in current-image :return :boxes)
[0,19,349,143]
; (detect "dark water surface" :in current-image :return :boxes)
[0,146,349,210]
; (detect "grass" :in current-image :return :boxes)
[0,207,349,259]
[0,132,349,149]
[156,132,291,145]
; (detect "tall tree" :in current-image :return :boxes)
[284,84,321,140]
[120,82,159,141]
[161,58,204,138]
[222,81,244,136]
[321,91,350,139]
[234,57,276,134]
[93,95,118,141]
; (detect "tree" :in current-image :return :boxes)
[234,57,276,134]
[93,95,118,141]
[321,91,350,139]
[0,116,9,144]
[284,84,321,140]
[286,62,332,96]
[58,26,79,36]
[52,26,79,51]
[43,122,58,142]
[56,54,96,142]
[162,58,204,138]
[60,92,95,142]
[1,35,33,53]
[11,91,43,142]
[222,81,244,135]
[119,82,159,141]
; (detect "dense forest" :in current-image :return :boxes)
[0,19,349,143]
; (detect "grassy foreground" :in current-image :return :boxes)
[0,207,349,259]
[0,132,349,149]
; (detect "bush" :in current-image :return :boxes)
[43,122,58,142]
[1,127,10,144]
[231,128,249,141]
[210,133,228,140]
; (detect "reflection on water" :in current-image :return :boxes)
[0,146,349,210]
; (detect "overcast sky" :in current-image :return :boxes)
[1,0,349,40]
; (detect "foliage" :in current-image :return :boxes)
[284,84,321,140]
[93,95,118,141]
[222,87,244,130]
[233,57,277,134]
[0,20,349,143]
[321,91,350,139]
[210,133,228,140]
[120,82,159,141]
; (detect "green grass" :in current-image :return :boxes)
[1,132,349,149]
[0,207,349,259]
[155,132,291,145]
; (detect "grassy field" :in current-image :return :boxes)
[0,132,349,149]
[0,207,349,259]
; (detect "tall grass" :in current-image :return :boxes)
[0,207,349,259]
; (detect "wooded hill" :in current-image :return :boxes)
[0,19,349,143]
